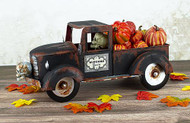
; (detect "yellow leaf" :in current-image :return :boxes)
[97,95,111,103]
[170,72,187,76]
[110,94,122,101]
[182,86,190,91]
[11,99,36,107]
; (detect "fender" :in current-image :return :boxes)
[129,52,173,75]
[41,65,83,91]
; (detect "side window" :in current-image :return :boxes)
[87,32,109,51]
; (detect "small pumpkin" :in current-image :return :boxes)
[126,21,136,35]
[114,41,132,50]
[144,25,167,46]
[112,21,131,44]
[133,40,148,48]
[130,25,144,44]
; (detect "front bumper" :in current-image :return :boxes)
[25,77,41,88]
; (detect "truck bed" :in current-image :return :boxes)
[113,44,169,75]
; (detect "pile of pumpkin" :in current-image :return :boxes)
[112,20,167,50]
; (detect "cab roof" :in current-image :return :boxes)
[68,20,107,29]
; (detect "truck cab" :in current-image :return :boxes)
[16,20,173,102]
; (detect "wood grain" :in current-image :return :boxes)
[0,61,190,123]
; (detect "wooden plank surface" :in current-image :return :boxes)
[0,61,190,123]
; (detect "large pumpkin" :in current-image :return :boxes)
[144,25,167,46]
[112,21,131,44]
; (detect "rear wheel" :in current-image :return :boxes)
[47,77,80,102]
[141,63,169,90]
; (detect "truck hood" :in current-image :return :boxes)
[30,41,77,57]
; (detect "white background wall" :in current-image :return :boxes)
[0,0,190,65]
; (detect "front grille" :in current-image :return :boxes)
[31,56,39,77]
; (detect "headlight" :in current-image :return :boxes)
[31,56,39,76]
[16,62,32,81]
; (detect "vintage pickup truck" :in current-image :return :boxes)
[16,20,173,102]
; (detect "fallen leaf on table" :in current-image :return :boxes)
[11,99,36,108]
[97,94,122,103]
[160,96,190,107]
[182,86,190,91]
[5,84,19,92]
[110,94,122,101]
[64,103,93,114]
[19,85,40,94]
[64,102,112,114]
[16,84,28,90]
[170,72,189,81]
[137,91,159,100]
[87,102,112,113]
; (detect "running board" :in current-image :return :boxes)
[82,74,139,83]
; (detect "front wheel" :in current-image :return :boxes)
[47,77,80,102]
[140,63,169,90]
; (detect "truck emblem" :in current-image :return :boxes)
[85,53,109,72]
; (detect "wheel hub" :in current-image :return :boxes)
[53,77,74,97]
[58,81,68,90]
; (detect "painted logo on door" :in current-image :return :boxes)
[84,53,109,73]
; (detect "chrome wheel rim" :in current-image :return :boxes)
[145,63,166,86]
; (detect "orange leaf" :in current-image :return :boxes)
[87,102,112,113]
[137,91,159,100]
[5,84,19,92]
[160,96,190,107]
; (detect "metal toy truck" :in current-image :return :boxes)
[16,20,173,102]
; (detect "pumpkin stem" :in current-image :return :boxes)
[122,19,125,22]
[138,25,142,31]
[154,25,159,31]
[113,27,118,32]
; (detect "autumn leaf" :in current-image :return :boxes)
[16,84,28,90]
[19,85,40,94]
[5,84,19,92]
[11,99,36,108]
[160,96,190,107]
[97,94,122,103]
[137,91,159,100]
[110,94,122,101]
[87,102,112,113]
[64,102,112,114]
[170,72,189,81]
[182,86,190,91]
[64,103,93,114]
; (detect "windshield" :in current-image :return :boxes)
[72,28,83,44]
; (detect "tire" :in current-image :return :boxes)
[47,77,80,102]
[140,63,169,90]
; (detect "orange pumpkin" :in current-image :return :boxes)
[144,25,167,46]
[114,41,132,50]
[130,25,144,44]
[112,21,131,44]
[133,40,148,48]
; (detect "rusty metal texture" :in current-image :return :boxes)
[41,65,83,91]
[113,44,171,75]
[26,20,173,92]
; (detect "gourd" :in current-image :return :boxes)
[144,25,167,46]
[112,21,131,44]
